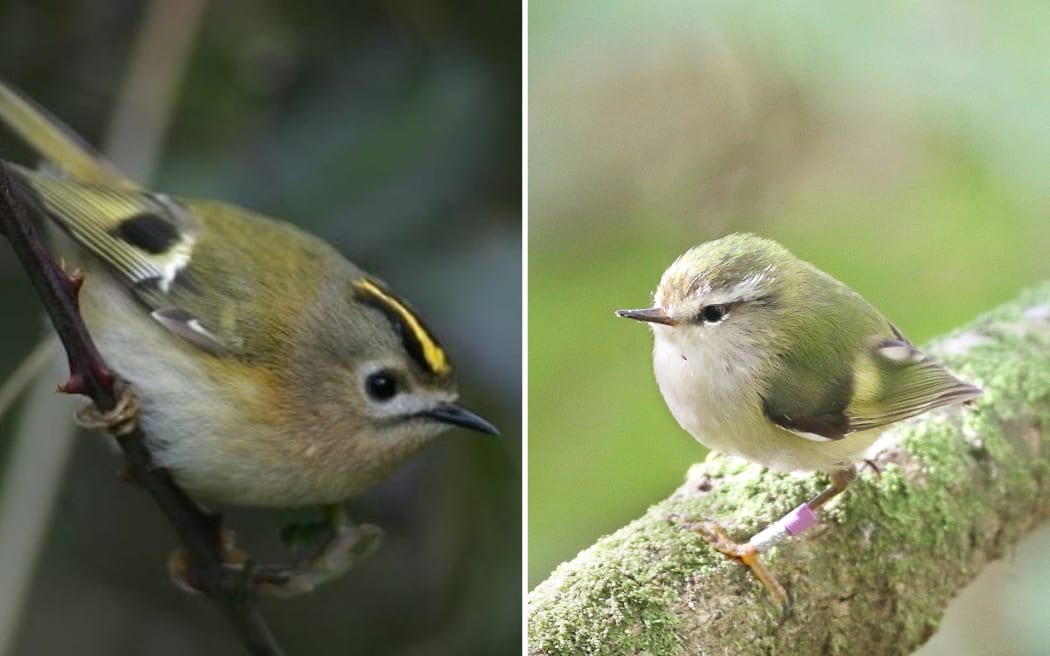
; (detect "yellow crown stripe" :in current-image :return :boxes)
[355,279,451,376]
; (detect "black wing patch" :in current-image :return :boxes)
[112,212,181,254]
[763,405,851,440]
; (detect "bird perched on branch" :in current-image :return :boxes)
[0,80,498,595]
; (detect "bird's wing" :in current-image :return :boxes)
[763,335,980,441]
[845,338,981,432]
[0,79,244,356]
[14,167,198,292]
[10,166,230,355]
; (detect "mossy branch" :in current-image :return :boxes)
[529,283,1050,656]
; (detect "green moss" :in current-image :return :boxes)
[528,517,695,655]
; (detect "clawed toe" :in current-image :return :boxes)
[255,521,384,598]
[167,528,245,595]
[167,514,383,599]
[75,387,139,437]
[672,514,791,617]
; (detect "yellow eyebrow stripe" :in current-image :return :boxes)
[354,278,451,376]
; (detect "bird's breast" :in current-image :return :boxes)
[650,328,879,473]
[651,327,765,456]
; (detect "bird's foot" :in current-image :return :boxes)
[252,507,383,598]
[670,514,791,618]
[167,527,247,595]
[74,386,139,437]
[166,508,382,599]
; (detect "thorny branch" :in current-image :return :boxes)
[0,162,284,656]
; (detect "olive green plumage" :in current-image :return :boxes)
[0,80,497,507]
[620,233,980,473]
[16,169,356,361]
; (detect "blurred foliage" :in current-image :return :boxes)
[0,1,519,655]
[529,1,1050,652]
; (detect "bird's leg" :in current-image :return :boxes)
[250,505,384,598]
[747,466,857,552]
[804,467,857,513]
[169,506,383,598]
[675,466,858,615]
[75,385,381,599]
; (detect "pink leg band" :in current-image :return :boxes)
[749,503,819,553]
[784,503,818,536]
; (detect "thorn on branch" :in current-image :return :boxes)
[66,267,85,294]
[57,373,89,395]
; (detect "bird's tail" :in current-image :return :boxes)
[0,80,135,189]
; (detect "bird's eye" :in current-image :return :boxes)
[365,371,399,401]
[700,304,727,323]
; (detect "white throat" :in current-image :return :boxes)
[650,323,767,456]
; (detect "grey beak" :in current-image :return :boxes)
[426,402,500,436]
[615,307,677,326]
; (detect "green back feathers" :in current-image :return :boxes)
[0,79,456,379]
[165,198,352,359]
[0,79,344,361]
[755,239,981,439]
[0,79,331,359]
[14,162,347,359]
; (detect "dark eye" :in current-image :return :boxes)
[700,304,727,323]
[365,371,399,401]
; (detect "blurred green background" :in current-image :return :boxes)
[0,1,519,655]
[529,1,1050,653]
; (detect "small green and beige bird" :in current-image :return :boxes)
[0,81,498,592]
[617,233,980,609]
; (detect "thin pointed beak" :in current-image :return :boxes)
[615,307,677,326]
[425,402,500,436]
